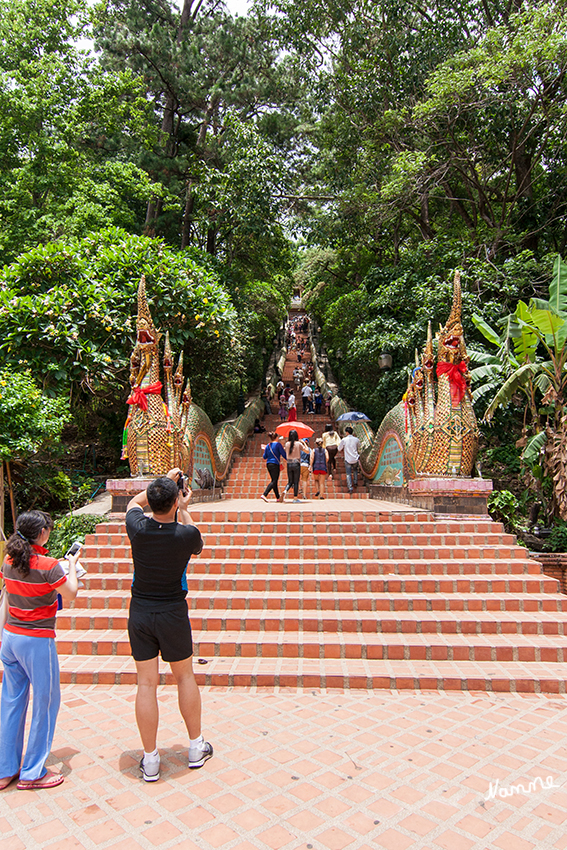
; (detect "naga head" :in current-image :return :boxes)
[438,271,465,364]
[421,321,435,374]
[163,332,173,373]
[404,374,417,412]
[129,349,141,387]
[136,276,161,351]
[412,350,424,393]
[173,353,185,393]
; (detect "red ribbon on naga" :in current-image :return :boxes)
[436,362,468,406]
[127,382,163,411]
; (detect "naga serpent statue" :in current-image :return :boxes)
[312,270,480,485]
[400,269,479,477]
[122,277,264,484]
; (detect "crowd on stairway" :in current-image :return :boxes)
[258,314,361,502]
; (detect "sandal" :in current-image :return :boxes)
[17,771,64,790]
[0,773,19,790]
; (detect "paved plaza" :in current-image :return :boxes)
[2,685,567,849]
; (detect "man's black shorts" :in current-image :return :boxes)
[128,601,193,662]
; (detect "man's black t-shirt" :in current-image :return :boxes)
[126,508,203,610]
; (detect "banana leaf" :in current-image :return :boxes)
[472,382,499,402]
[470,363,499,380]
[510,303,538,362]
[472,313,501,346]
[533,371,552,394]
[522,430,547,467]
[550,254,567,314]
[468,348,499,365]
[483,361,539,421]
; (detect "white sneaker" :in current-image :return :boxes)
[188,741,214,769]
[140,755,160,782]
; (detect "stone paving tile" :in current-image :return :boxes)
[3,686,567,848]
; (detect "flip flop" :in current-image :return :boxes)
[0,773,19,790]
[17,771,64,790]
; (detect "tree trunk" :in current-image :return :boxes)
[145,0,195,231]
[5,461,16,527]
[181,184,195,249]
[180,98,219,249]
[206,226,217,255]
[0,461,4,536]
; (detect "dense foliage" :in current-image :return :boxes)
[2,0,567,527]
[0,228,288,421]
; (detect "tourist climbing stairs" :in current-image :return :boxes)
[223,330,364,499]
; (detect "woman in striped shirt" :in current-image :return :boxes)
[0,511,80,790]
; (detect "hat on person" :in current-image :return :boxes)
[316,437,323,444]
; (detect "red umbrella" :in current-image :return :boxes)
[275,421,314,439]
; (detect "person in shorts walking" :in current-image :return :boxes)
[126,469,212,781]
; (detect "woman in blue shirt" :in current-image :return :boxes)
[261,433,287,502]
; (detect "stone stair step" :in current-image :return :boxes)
[55,604,567,638]
[82,546,532,566]
[68,575,560,608]
[89,516,504,534]
[82,559,542,582]
[55,653,567,693]
[54,622,567,662]
[68,588,566,612]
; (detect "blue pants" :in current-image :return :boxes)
[345,461,358,491]
[0,631,61,780]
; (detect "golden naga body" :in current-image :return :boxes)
[368,270,479,484]
[121,277,265,484]
[405,271,479,476]
[123,277,190,476]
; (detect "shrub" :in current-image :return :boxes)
[48,514,101,560]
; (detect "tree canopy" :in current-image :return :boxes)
[2,0,567,519]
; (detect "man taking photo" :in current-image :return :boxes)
[126,468,212,782]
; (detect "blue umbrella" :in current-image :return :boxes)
[336,411,371,422]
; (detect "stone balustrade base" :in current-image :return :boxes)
[369,477,492,517]
[105,478,224,513]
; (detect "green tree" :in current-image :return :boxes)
[474,256,567,520]
[0,0,162,262]
[92,0,297,268]
[0,369,70,529]
[0,229,243,419]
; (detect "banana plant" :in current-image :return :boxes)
[471,255,567,519]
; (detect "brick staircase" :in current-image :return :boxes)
[224,333,366,499]
[222,417,366,499]
[55,333,567,693]
[59,505,567,693]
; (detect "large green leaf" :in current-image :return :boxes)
[510,302,538,362]
[533,370,552,395]
[472,313,501,347]
[483,361,539,421]
[472,382,499,402]
[549,254,567,313]
[530,298,565,337]
[522,430,547,467]
[470,363,498,381]
[528,298,567,352]
[468,348,498,365]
